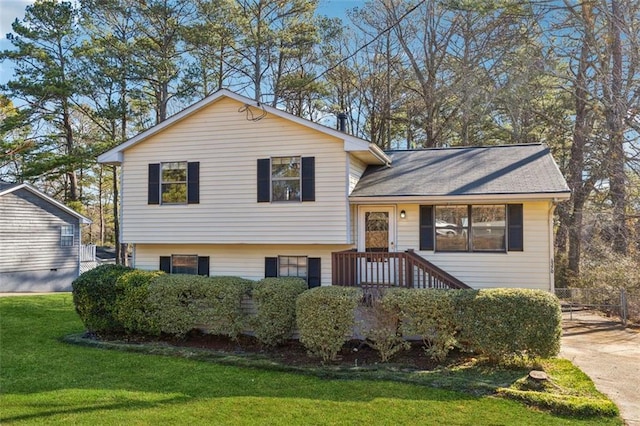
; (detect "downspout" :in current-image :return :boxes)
[548,200,558,293]
[77,220,82,278]
[345,155,352,244]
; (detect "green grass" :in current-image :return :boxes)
[0,295,623,425]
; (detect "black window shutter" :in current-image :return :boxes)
[265,257,278,277]
[507,204,524,251]
[301,156,315,202]
[257,158,271,202]
[148,163,160,205]
[197,256,210,276]
[187,162,200,204]
[419,206,434,251]
[159,256,171,273]
[308,257,321,288]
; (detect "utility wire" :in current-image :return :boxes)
[309,0,426,85]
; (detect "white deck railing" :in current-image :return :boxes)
[80,244,96,262]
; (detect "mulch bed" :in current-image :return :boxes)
[160,330,454,370]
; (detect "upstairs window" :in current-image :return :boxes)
[161,162,187,204]
[60,225,74,247]
[257,157,315,202]
[148,162,199,205]
[272,157,301,201]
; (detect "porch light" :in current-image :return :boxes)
[400,210,406,219]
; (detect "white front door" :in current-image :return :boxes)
[357,206,397,285]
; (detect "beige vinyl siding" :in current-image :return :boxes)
[122,97,349,245]
[396,201,553,291]
[348,156,367,194]
[134,243,353,286]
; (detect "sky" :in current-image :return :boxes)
[0,0,363,83]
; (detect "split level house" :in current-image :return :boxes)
[0,182,92,292]
[98,89,571,292]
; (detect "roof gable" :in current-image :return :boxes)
[98,89,389,165]
[0,183,92,224]
[350,144,570,199]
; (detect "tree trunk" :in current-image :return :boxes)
[607,0,628,254]
[566,4,595,276]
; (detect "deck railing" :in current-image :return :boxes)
[80,244,96,262]
[331,249,470,290]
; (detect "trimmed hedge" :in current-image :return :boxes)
[251,277,308,346]
[458,288,562,361]
[114,269,165,335]
[146,275,253,339]
[296,286,361,362]
[384,288,458,361]
[72,264,133,336]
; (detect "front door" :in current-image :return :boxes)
[358,206,397,285]
[358,206,396,253]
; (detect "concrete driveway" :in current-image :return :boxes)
[560,311,640,426]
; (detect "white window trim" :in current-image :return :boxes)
[161,161,188,205]
[60,225,74,247]
[271,156,301,202]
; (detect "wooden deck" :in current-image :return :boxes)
[331,249,470,290]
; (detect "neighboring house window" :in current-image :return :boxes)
[159,255,210,276]
[257,157,315,202]
[420,204,523,252]
[148,162,199,205]
[264,256,321,288]
[60,225,74,246]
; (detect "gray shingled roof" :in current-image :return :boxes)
[0,181,17,192]
[350,144,570,198]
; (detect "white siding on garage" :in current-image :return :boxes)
[395,201,553,291]
[122,97,350,245]
[134,243,354,286]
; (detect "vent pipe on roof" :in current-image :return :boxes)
[337,112,348,133]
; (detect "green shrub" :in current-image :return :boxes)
[357,295,409,362]
[384,288,458,362]
[72,264,133,336]
[114,270,165,335]
[296,286,361,362]
[251,277,307,346]
[458,289,562,362]
[146,275,253,339]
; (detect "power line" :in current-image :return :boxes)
[309,0,427,85]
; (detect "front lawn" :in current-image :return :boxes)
[0,294,622,425]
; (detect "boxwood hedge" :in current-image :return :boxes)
[72,264,133,336]
[296,286,361,362]
[114,269,165,335]
[251,277,308,346]
[457,288,562,361]
[146,274,253,339]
